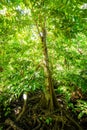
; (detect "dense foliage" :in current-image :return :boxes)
[0,0,87,130]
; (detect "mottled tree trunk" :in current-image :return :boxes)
[40,26,58,112]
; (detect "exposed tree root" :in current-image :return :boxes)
[65,112,82,130]
[5,118,23,130]
[1,91,84,130]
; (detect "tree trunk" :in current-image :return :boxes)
[40,26,58,112]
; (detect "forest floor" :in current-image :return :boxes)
[0,90,87,130]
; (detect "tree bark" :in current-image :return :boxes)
[31,8,58,111]
[40,24,58,112]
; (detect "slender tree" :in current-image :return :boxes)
[28,1,58,111]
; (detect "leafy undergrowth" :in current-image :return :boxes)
[0,90,87,130]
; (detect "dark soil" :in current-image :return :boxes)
[0,90,87,130]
